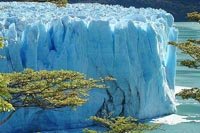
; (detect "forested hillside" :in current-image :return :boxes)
[1,0,199,21]
[69,0,200,21]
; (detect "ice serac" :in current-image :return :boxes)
[0,2,178,132]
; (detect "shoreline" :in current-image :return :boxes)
[151,86,200,125]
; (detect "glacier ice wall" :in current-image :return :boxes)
[0,2,178,132]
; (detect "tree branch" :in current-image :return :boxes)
[0,111,16,126]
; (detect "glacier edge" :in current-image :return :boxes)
[0,3,178,132]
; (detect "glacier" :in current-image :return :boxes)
[0,2,178,132]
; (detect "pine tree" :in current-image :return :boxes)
[0,69,114,125]
[49,0,68,7]
[169,12,200,102]
[0,37,4,49]
[83,116,159,133]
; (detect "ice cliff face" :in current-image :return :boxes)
[0,2,178,132]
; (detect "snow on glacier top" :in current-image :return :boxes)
[0,2,174,28]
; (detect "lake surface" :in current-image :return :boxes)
[150,22,200,133]
[175,22,200,88]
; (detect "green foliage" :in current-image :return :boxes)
[0,98,14,112]
[0,69,114,125]
[0,37,5,59]
[176,88,200,102]
[169,40,200,69]
[83,116,159,133]
[0,75,14,112]
[47,0,68,7]
[0,38,9,112]
[0,37,4,49]
[187,12,200,22]
[1,69,113,110]
[23,0,68,7]
[83,129,98,133]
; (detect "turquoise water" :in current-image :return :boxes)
[150,22,200,133]
[175,22,200,88]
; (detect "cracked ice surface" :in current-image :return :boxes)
[0,2,178,132]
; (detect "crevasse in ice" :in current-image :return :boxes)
[0,2,178,132]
